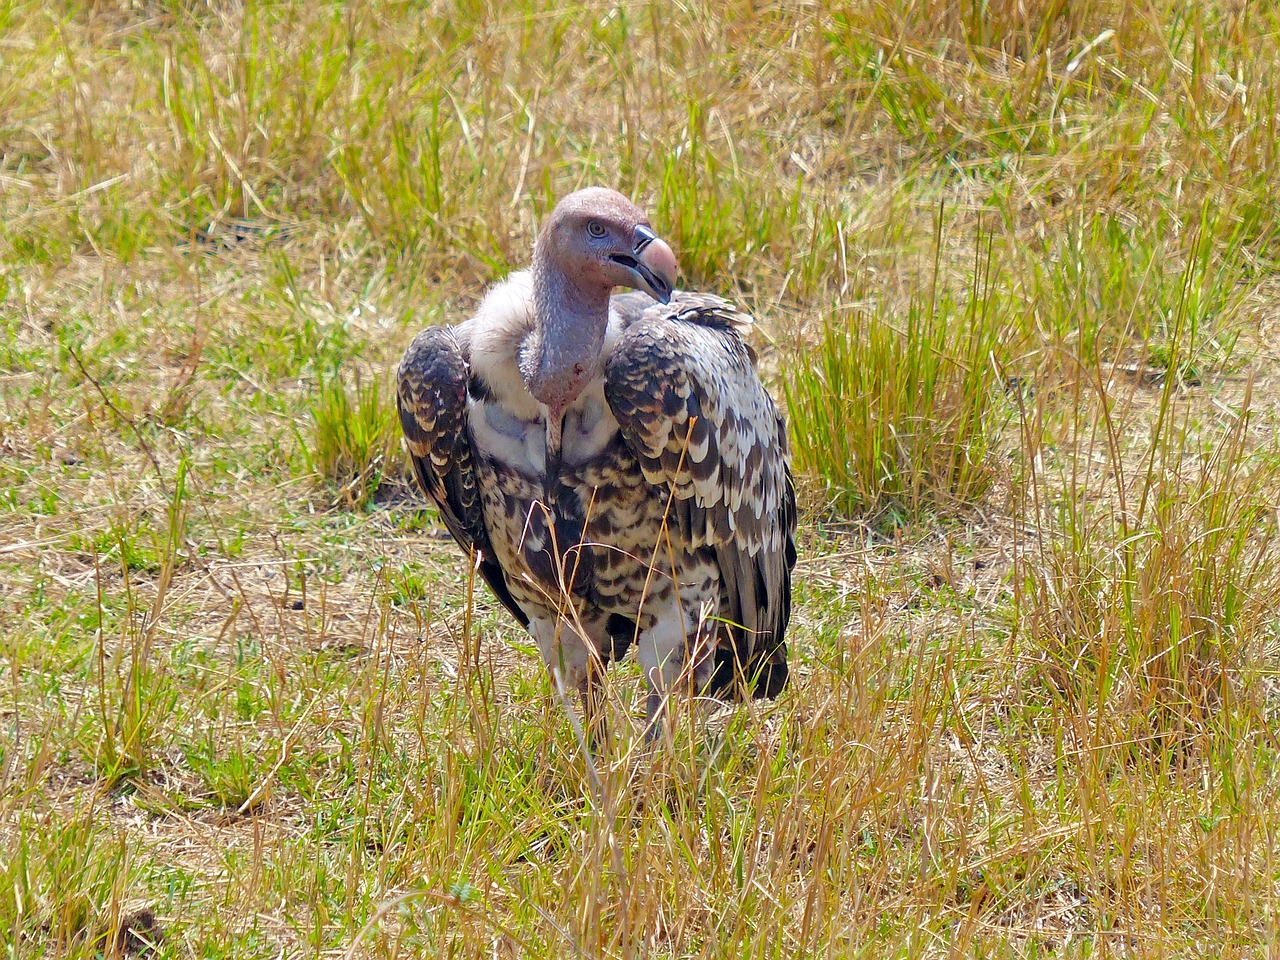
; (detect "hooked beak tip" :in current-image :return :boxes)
[633,229,677,304]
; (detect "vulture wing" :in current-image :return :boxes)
[397,327,530,628]
[604,293,796,699]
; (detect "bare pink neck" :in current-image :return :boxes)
[531,250,610,328]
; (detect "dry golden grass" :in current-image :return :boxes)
[4,0,1280,956]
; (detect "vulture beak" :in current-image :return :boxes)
[611,225,677,304]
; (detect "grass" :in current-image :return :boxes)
[4,0,1280,956]
[310,365,401,510]
[783,207,1007,521]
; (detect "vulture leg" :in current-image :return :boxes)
[637,597,718,741]
[529,616,607,746]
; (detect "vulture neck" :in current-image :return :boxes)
[527,255,613,396]
[531,259,612,349]
[528,255,612,497]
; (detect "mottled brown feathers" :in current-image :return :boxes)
[605,293,795,698]
[396,326,530,629]
[395,187,795,730]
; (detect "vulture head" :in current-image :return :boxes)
[523,187,678,480]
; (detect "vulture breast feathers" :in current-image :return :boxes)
[397,187,796,732]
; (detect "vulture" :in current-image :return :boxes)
[397,187,796,737]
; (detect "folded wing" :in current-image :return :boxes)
[396,326,529,628]
[604,293,796,698]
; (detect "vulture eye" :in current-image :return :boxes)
[586,220,607,238]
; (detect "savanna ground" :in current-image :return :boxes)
[4,0,1280,956]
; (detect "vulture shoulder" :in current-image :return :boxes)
[396,323,530,628]
[604,292,797,697]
